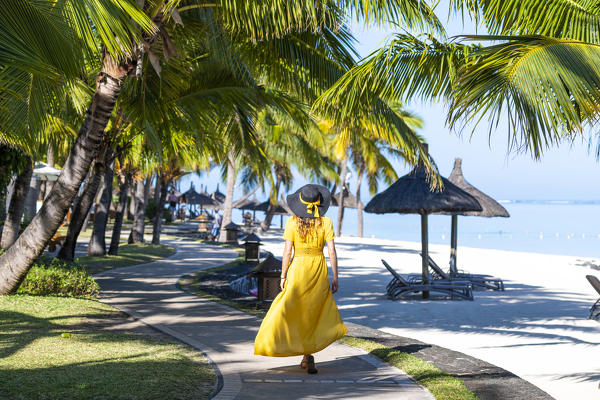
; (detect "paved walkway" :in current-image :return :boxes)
[95,239,434,400]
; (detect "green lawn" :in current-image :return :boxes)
[339,336,478,400]
[0,295,216,400]
[76,243,175,275]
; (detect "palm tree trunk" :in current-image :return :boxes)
[218,152,236,242]
[0,64,126,294]
[356,165,365,238]
[23,178,40,221]
[58,148,107,261]
[153,172,161,204]
[151,174,168,244]
[260,174,282,232]
[108,171,131,255]
[1,157,33,249]
[128,177,150,243]
[87,154,115,256]
[336,157,348,237]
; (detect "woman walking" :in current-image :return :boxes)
[254,184,347,374]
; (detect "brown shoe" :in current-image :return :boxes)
[307,355,318,374]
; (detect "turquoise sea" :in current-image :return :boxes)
[251,201,600,258]
[334,201,600,258]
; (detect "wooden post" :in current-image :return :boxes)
[421,212,429,299]
[450,215,458,274]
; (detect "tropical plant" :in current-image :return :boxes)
[0,0,441,294]
[320,0,600,158]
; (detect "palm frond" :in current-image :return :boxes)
[450,0,600,43]
[449,35,600,157]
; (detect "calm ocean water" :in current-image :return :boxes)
[333,201,600,258]
[251,201,600,258]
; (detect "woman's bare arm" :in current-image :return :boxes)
[280,240,294,290]
[326,240,338,293]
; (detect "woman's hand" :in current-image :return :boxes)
[331,277,338,294]
[280,278,286,291]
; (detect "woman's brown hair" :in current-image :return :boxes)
[294,215,322,242]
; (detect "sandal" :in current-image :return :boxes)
[306,355,318,374]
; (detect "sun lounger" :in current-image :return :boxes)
[381,260,474,301]
[425,255,504,291]
[586,275,600,320]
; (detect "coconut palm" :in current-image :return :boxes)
[319,1,600,158]
[0,0,441,294]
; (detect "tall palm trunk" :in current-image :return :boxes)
[1,157,33,249]
[0,63,126,294]
[109,171,131,255]
[128,177,149,243]
[218,152,236,242]
[260,174,282,232]
[58,147,107,261]
[336,157,348,237]
[356,165,365,238]
[151,173,168,244]
[87,154,115,256]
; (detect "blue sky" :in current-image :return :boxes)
[181,1,600,201]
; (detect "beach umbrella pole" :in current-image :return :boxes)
[450,215,458,274]
[421,213,430,299]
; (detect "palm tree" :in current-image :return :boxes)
[319,1,600,158]
[0,0,441,294]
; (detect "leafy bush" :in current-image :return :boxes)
[17,259,99,298]
[146,198,158,221]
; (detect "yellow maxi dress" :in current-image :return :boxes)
[254,216,348,357]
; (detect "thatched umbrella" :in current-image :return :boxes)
[183,187,219,214]
[211,184,226,204]
[234,195,260,222]
[332,190,364,209]
[441,158,509,272]
[365,164,482,298]
[254,200,291,229]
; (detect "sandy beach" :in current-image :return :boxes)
[259,231,600,400]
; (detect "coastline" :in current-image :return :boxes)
[259,230,600,400]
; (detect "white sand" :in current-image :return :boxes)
[259,232,600,400]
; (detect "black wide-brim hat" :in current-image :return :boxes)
[287,184,331,218]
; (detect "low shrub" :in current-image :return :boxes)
[17,259,99,298]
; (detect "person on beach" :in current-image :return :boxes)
[210,210,222,241]
[254,184,347,374]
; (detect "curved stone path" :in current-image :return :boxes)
[95,239,434,400]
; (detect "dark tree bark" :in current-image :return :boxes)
[153,172,161,204]
[0,62,126,294]
[1,157,33,249]
[128,177,149,243]
[58,150,106,261]
[127,184,135,221]
[109,171,131,255]
[151,173,168,244]
[23,177,40,221]
[260,173,282,233]
[87,154,115,256]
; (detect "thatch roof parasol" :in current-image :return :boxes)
[365,163,482,299]
[233,195,260,210]
[253,200,290,215]
[439,158,509,273]
[332,190,364,209]
[365,165,482,215]
[211,184,226,204]
[182,187,219,209]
